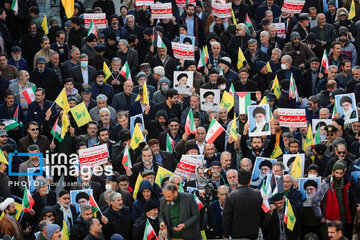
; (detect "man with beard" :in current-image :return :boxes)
[251,107,269,133]
[53,190,77,229]
[340,96,357,120]
[328,41,348,73]
[348,121,360,139]
[204,143,220,168]
[91,71,115,106]
[159,117,183,151]
[132,200,160,240]
[226,169,239,192]
[304,57,324,97]
[33,37,55,69]
[251,160,272,187]
[336,60,352,89]
[338,28,357,67]
[209,161,227,187]
[102,14,128,41]
[143,107,168,140]
[147,139,177,172]
[328,220,349,240]
[312,161,352,239]
[324,143,356,177]
[283,174,303,214]
[130,147,159,187]
[181,94,207,128]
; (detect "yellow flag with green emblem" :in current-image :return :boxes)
[270,144,283,159]
[61,220,70,240]
[290,153,302,180]
[103,62,112,82]
[349,0,356,19]
[41,14,49,35]
[230,114,237,141]
[220,90,234,112]
[60,112,70,139]
[55,88,70,113]
[303,124,314,151]
[130,123,144,150]
[0,149,8,165]
[133,174,143,199]
[284,199,296,231]
[155,166,174,187]
[272,75,281,99]
[70,102,92,127]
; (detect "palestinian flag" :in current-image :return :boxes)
[89,193,100,213]
[260,181,270,213]
[120,61,132,81]
[10,0,18,11]
[152,28,166,49]
[237,92,251,114]
[3,119,19,131]
[321,50,329,74]
[51,116,63,142]
[23,186,34,213]
[193,194,204,211]
[197,48,206,69]
[289,73,299,102]
[122,144,132,171]
[22,86,36,104]
[205,118,224,144]
[143,219,159,240]
[185,109,196,135]
[87,19,96,36]
[13,105,22,127]
[229,83,235,97]
[166,133,175,153]
[245,13,254,35]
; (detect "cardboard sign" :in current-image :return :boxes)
[272,23,286,38]
[136,0,154,6]
[79,144,108,166]
[212,2,232,18]
[278,108,307,128]
[282,0,305,14]
[172,42,195,60]
[83,13,106,29]
[175,155,204,179]
[175,0,195,8]
[151,3,173,19]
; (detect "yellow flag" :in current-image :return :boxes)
[230,114,237,141]
[135,94,140,101]
[259,96,268,105]
[285,199,296,231]
[0,201,23,221]
[231,9,237,25]
[270,144,283,159]
[290,153,302,180]
[103,61,112,82]
[70,102,92,127]
[220,90,234,112]
[267,62,272,73]
[41,15,49,35]
[0,149,8,165]
[55,88,70,113]
[133,174,143,199]
[237,47,246,70]
[204,45,209,60]
[143,82,149,105]
[303,124,314,151]
[61,220,70,240]
[61,112,70,138]
[130,123,144,150]
[349,0,356,19]
[272,75,281,99]
[61,0,74,19]
[155,166,174,187]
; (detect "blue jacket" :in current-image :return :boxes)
[129,100,155,118]
[209,200,223,238]
[7,58,29,72]
[131,180,160,221]
[91,83,115,106]
[27,100,57,126]
[101,26,128,41]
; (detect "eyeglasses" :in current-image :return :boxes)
[46,214,55,217]
[30,128,39,131]
[0,135,8,138]
[219,193,228,196]
[337,151,347,154]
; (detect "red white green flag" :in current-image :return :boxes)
[89,193,100,213]
[143,219,159,240]
[122,144,132,171]
[87,19,97,36]
[205,118,224,144]
[219,66,224,76]
[197,48,206,69]
[229,83,235,97]
[193,193,204,211]
[10,0,18,11]
[22,86,36,104]
[185,109,196,135]
[289,73,299,102]
[245,13,254,35]
[332,102,338,118]
[22,186,34,213]
[321,50,329,74]
[166,133,175,153]
[120,61,132,82]
[260,181,270,213]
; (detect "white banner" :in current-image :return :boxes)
[278,108,307,128]
[171,42,195,60]
[83,13,107,29]
[151,3,173,19]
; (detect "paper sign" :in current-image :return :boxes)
[151,3,173,19]
[282,0,305,14]
[175,0,195,7]
[272,23,286,38]
[136,0,154,6]
[83,13,106,29]
[212,2,232,18]
[278,108,307,128]
[79,144,108,166]
[175,155,204,179]
[172,42,195,60]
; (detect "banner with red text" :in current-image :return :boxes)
[136,0,154,6]
[212,2,232,18]
[278,108,307,128]
[272,23,286,38]
[281,0,305,14]
[175,0,195,7]
[175,155,204,180]
[172,42,195,60]
[151,3,173,19]
[79,144,108,166]
[83,13,106,29]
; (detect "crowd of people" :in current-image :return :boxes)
[0,0,359,239]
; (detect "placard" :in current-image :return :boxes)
[172,42,195,60]
[283,153,305,174]
[281,0,305,14]
[335,93,359,123]
[200,88,220,112]
[151,3,173,19]
[248,104,271,137]
[272,23,286,39]
[175,0,195,7]
[83,13,106,29]
[211,2,232,18]
[298,177,321,206]
[173,71,194,95]
[278,108,307,128]
[251,157,275,186]
[136,0,154,6]
[79,144,108,166]
[175,155,204,180]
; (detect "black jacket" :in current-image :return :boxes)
[233,79,258,93]
[222,186,263,238]
[70,216,89,240]
[132,214,159,240]
[240,134,276,164]
[30,67,61,101]
[53,203,77,229]
[103,206,132,240]
[31,190,57,226]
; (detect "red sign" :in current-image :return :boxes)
[83,13,106,29]
[151,3,173,19]
[175,155,204,179]
[175,0,195,7]
[172,42,195,60]
[79,144,108,166]
[212,2,232,18]
[278,108,307,128]
[282,0,305,14]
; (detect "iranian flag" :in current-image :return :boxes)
[166,133,175,153]
[219,66,224,76]
[260,181,270,213]
[10,0,18,12]
[289,73,299,102]
[22,86,36,104]
[185,109,196,135]
[3,119,19,131]
[237,92,251,114]
[197,48,206,69]
[122,144,132,171]
[89,193,100,213]
[120,61,132,82]
[205,118,224,144]
[152,28,166,49]
[51,116,63,142]
[193,193,204,211]
[143,219,159,240]
[87,19,96,36]
[229,83,235,97]
[321,50,329,74]
[23,186,34,213]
